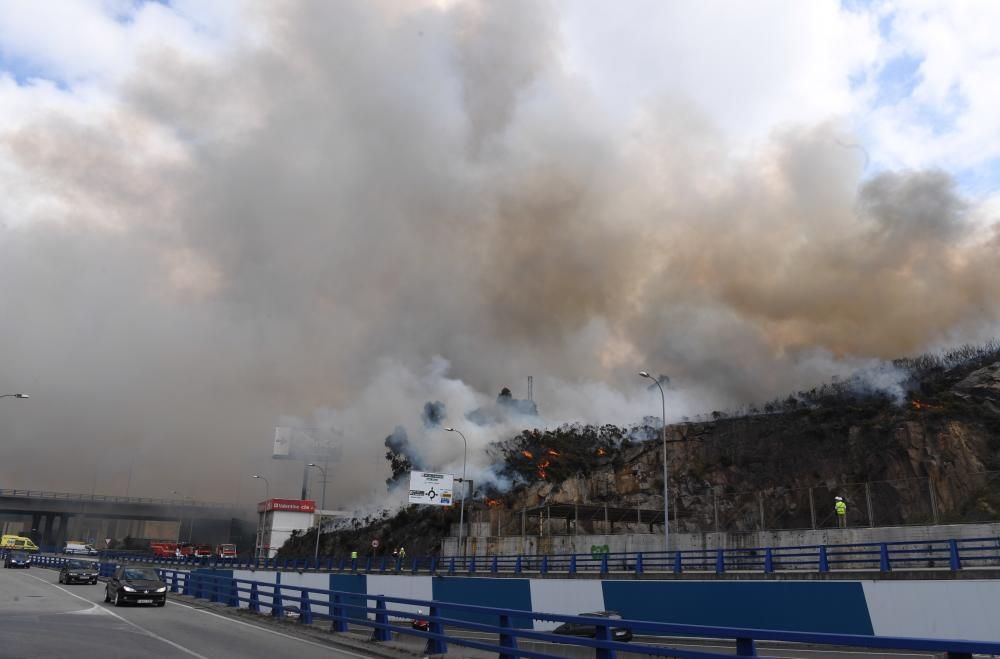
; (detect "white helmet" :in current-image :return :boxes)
[835,496,843,501]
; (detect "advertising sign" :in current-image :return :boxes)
[408,471,454,506]
[272,426,343,461]
[257,498,317,513]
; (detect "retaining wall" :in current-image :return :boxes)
[442,521,1000,557]
[197,568,1000,641]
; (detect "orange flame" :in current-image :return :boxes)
[911,400,940,410]
[521,450,534,459]
[596,448,607,456]
[486,498,503,508]
[537,458,551,480]
[546,449,560,457]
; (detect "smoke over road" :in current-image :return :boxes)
[0,1,997,506]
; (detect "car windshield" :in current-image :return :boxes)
[10,552,28,559]
[124,568,161,581]
[66,560,94,569]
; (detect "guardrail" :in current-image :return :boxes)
[150,567,1000,658]
[0,488,243,509]
[99,536,1000,576]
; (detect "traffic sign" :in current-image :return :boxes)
[408,471,454,506]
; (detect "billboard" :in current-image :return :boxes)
[273,426,343,461]
[257,498,316,513]
[408,471,454,506]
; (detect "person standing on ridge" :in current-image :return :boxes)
[835,496,848,528]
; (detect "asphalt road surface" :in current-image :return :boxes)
[0,566,371,659]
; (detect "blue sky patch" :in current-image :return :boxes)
[874,54,922,107]
[0,49,69,90]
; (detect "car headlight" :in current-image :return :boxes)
[123,585,137,592]
[155,587,166,593]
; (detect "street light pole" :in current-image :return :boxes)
[250,475,271,561]
[444,427,468,558]
[0,393,30,399]
[306,463,327,564]
[640,371,670,553]
[250,474,270,501]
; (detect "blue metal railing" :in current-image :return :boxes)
[92,536,1000,576]
[149,568,1000,659]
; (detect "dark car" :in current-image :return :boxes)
[104,566,167,607]
[553,611,633,642]
[411,608,430,632]
[3,551,32,569]
[59,559,99,584]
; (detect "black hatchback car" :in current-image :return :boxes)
[104,566,167,607]
[553,611,633,642]
[59,559,99,584]
[3,551,32,569]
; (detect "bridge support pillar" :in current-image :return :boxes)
[52,515,70,549]
[40,514,56,548]
[30,513,42,543]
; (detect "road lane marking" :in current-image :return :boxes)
[165,598,374,658]
[26,574,209,659]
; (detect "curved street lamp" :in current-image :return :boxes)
[306,463,327,564]
[444,427,468,558]
[640,371,670,553]
[0,393,30,399]
[250,474,270,501]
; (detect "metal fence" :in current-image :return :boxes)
[561,469,1000,535]
[0,488,244,509]
[133,568,1000,657]
[59,534,1000,577]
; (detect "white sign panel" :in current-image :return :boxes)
[273,427,292,458]
[273,426,343,461]
[408,471,454,507]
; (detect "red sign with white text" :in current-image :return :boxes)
[257,498,316,513]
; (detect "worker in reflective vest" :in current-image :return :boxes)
[835,496,848,528]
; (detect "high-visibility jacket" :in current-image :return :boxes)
[835,501,847,516]
[351,550,358,559]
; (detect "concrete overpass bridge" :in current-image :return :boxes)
[0,488,255,548]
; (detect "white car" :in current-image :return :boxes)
[63,542,98,556]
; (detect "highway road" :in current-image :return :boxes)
[0,566,370,659]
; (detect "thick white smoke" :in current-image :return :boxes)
[0,1,998,507]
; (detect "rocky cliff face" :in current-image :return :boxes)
[496,358,1000,533]
[279,350,1000,557]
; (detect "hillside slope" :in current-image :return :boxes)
[279,346,1000,557]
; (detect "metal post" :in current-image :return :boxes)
[929,481,939,525]
[865,482,874,528]
[300,462,310,501]
[713,491,720,535]
[809,488,816,530]
[574,503,578,537]
[758,492,765,531]
[604,504,609,531]
[641,371,670,552]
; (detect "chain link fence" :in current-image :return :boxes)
[669,469,1000,534]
